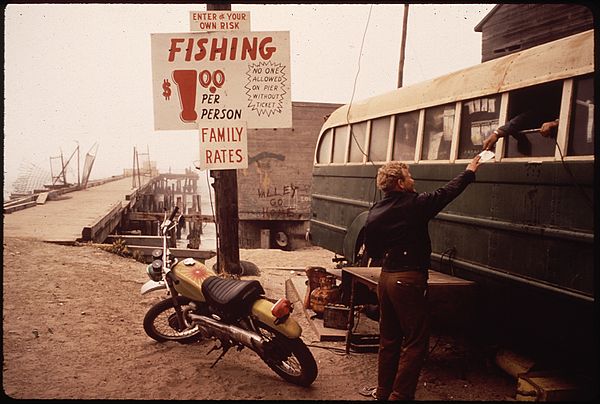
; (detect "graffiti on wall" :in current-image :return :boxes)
[245,151,311,219]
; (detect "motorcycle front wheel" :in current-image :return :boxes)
[143,296,206,344]
[257,322,318,387]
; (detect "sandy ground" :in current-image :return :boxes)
[2,237,516,400]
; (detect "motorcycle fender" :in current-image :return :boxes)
[251,298,302,339]
[141,280,166,295]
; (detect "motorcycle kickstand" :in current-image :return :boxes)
[207,341,231,368]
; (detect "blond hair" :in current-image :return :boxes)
[376,161,408,193]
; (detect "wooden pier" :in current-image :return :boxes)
[4,176,145,243]
[3,173,216,262]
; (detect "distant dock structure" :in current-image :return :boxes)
[4,164,216,263]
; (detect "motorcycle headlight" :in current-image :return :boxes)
[146,259,163,282]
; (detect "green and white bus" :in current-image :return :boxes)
[310,30,594,351]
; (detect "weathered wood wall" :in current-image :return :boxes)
[237,101,341,248]
[476,4,593,62]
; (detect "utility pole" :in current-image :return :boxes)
[76,142,80,187]
[397,4,409,88]
[207,2,242,276]
[132,147,137,189]
[60,149,67,185]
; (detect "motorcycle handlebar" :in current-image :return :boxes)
[160,206,180,235]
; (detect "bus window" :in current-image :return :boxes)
[458,95,501,159]
[369,116,391,162]
[504,81,562,158]
[568,75,594,156]
[332,125,348,163]
[316,128,333,164]
[392,111,419,162]
[349,121,368,162]
[422,104,454,160]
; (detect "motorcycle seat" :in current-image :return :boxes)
[202,276,265,312]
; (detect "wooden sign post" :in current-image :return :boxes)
[207,2,241,276]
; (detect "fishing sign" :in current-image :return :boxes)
[151,31,291,130]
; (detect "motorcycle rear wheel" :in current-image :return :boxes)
[143,296,205,344]
[257,322,318,387]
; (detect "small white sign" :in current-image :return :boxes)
[190,11,251,32]
[198,120,248,170]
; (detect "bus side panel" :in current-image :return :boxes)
[430,220,594,296]
[415,161,593,298]
[312,161,593,298]
[310,199,353,254]
[311,165,379,256]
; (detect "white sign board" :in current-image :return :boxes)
[197,120,248,170]
[190,11,251,32]
[151,31,291,130]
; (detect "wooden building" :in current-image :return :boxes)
[474,4,594,62]
[236,101,341,249]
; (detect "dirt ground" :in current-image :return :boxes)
[2,237,517,400]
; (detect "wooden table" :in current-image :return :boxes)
[341,267,476,354]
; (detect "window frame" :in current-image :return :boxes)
[348,121,369,164]
[315,77,593,167]
[562,76,594,161]
[418,103,456,164]
[368,115,392,163]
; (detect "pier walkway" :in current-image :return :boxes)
[3,177,150,244]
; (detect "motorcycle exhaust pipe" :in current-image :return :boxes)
[189,313,264,353]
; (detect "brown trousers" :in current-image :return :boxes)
[376,270,429,401]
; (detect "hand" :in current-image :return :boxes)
[466,155,482,172]
[483,129,502,150]
[540,120,558,137]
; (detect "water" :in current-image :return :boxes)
[178,170,217,251]
[199,222,217,250]
[177,221,216,251]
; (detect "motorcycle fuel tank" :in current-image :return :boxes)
[172,258,217,301]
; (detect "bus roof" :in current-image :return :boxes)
[323,29,593,129]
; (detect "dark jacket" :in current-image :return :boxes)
[364,170,475,271]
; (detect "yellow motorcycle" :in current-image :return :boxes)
[141,207,318,386]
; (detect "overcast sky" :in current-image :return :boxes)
[3,3,495,194]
